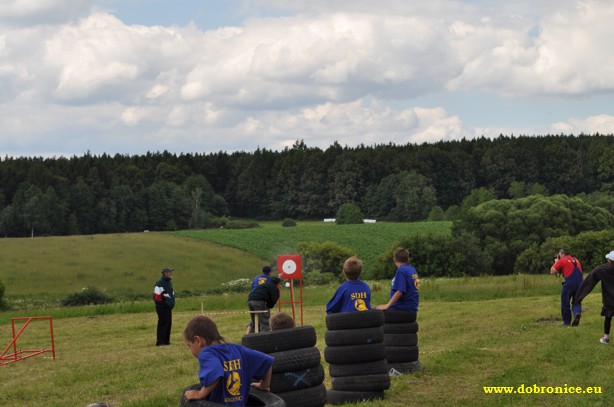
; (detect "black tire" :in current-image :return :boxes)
[383,332,417,347]
[383,310,416,323]
[242,326,317,353]
[383,322,418,334]
[324,326,383,346]
[326,389,384,405]
[270,364,325,393]
[385,345,419,363]
[331,373,391,392]
[276,383,327,407]
[325,309,384,330]
[269,347,321,373]
[328,359,389,378]
[324,343,385,365]
[388,360,422,374]
[180,385,286,407]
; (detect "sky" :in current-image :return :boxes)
[2,0,614,158]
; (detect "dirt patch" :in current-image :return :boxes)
[535,315,560,324]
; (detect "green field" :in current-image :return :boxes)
[1,281,611,406]
[178,220,452,276]
[1,224,613,406]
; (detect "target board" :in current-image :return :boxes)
[277,255,302,279]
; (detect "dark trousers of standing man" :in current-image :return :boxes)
[156,304,172,345]
[561,271,583,326]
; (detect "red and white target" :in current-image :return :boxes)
[277,255,302,279]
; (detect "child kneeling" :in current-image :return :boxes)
[183,315,274,405]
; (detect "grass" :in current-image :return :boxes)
[1,225,612,405]
[0,232,267,304]
[1,281,612,406]
[177,220,452,276]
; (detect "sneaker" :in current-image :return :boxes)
[600,337,609,344]
[571,314,581,327]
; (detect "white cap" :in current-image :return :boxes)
[605,251,614,261]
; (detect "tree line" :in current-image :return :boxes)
[2,134,614,238]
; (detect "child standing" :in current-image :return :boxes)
[326,256,371,314]
[575,251,614,344]
[183,315,274,405]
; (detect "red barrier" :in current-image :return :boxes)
[1,316,56,366]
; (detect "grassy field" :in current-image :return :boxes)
[0,232,267,305]
[1,279,612,407]
[1,225,612,406]
[177,220,452,276]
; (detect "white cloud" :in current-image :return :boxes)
[1,0,614,157]
[551,114,614,135]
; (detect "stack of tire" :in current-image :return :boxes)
[383,310,421,373]
[324,309,390,405]
[242,325,327,407]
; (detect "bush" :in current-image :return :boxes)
[335,203,364,225]
[296,241,355,278]
[515,229,614,274]
[371,232,492,279]
[61,287,113,307]
[0,280,7,311]
[221,278,252,293]
[224,220,260,229]
[282,218,297,227]
[303,271,339,286]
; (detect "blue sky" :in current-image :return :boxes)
[1,0,614,157]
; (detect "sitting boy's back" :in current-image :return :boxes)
[326,256,371,314]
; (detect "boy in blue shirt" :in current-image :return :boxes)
[326,256,371,314]
[376,247,420,315]
[251,266,273,291]
[183,315,273,405]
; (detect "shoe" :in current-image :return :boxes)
[600,337,609,344]
[571,314,581,326]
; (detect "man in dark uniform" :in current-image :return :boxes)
[153,267,175,346]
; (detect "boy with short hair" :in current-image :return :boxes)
[326,256,371,314]
[270,312,295,330]
[182,315,273,405]
[376,247,420,315]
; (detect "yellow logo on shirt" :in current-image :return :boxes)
[355,299,368,311]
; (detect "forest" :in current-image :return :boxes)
[2,133,614,238]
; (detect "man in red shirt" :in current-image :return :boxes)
[550,249,583,326]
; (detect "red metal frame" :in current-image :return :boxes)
[1,316,56,366]
[278,278,304,326]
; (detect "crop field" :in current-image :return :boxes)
[177,220,452,276]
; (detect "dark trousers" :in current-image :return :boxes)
[561,272,582,325]
[247,300,270,333]
[156,304,172,345]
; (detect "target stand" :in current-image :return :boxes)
[277,255,303,326]
[1,316,56,366]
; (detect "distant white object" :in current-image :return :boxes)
[323,218,336,222]
[285,282,290,288]
[363,219,377,223]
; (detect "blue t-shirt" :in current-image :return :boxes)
[326,280,371,314]
[197,343,274,405]
[389,264,420,314]
[251,274,272,291]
